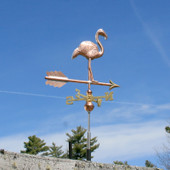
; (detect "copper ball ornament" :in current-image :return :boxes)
[84,101,94,112]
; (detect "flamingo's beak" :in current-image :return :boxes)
[98,29,108,40]
[104,34,108,40]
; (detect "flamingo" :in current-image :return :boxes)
[72,29,107,82]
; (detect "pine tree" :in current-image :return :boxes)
[145,160,155,168]
[66,126,99,160]
[21,135,49,155]
[165,126,170,133]
[113,161,128,165]
[42,142,64,158]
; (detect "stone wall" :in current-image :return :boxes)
[0,151,160,170]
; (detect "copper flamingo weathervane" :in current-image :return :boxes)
[72,29,107,83]
[45,29,119,161]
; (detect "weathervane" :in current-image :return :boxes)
[45,29,119,161]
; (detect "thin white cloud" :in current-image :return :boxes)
[0,134,28,152]
[0,89,169,113]
[91,103,170,125]
[92,120,166,163]
[157,103,170,110]
[130,0,170,67]
[0,90,65,99]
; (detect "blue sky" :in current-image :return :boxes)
[0,0,170,167]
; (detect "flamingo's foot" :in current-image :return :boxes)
[91,80,98,84]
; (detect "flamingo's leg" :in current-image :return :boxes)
[89,67,94,81]
[88,58,94,81]
[88,58,98,89]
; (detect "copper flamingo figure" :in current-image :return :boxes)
[72,29,107,86]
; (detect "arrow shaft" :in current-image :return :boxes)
[45,76,111,87]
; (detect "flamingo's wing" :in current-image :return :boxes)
[72,41,99,59]
[79,41,98,57]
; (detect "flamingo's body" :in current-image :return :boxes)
[72,29,107,60]
[72,41,101,60]
[72,29,107,82]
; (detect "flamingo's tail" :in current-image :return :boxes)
[72,48,80,59]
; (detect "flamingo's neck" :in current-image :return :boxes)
[95,32,104,57]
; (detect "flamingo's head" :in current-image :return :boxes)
[97,29,108,40]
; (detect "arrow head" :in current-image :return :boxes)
[109,80,120,90]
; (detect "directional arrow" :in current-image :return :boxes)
[45,71,119,90]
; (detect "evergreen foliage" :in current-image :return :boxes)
[165,126,170,133]
[145,160,155,168]
[113,161,128,165]
[42,142,64,158]
[21,135,49,155]
[66,126,99,160]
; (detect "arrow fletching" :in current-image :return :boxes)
[46,71,68,88]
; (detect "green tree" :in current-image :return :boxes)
[42,142,64,158]
[145,160,155,168]
[66,126,99,160]
[21,135,49,155]
[113,161,128,165]
[165,126,170,133]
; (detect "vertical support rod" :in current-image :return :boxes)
[88,58,91,90]
[69,141,72,159]
[87,111,91,161]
